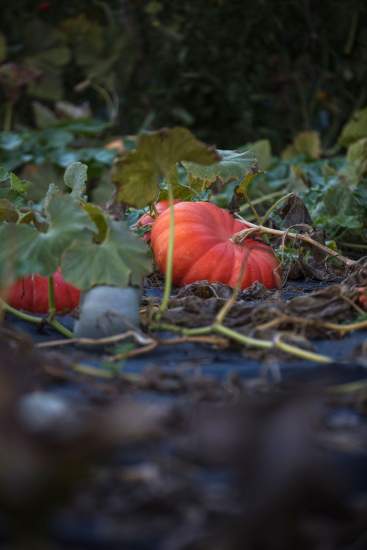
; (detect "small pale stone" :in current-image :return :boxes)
[74,286,140,339]
[18,392,80,435]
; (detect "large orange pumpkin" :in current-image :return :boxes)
[151,201,281,289]
[6,268,80,314]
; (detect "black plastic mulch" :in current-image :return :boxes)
[1,280,367,549]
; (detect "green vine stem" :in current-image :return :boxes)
[150,320,332,363]
[49,319,73,339]
[273,335,332,364]
[256,313,367,336]
[150,322,212,336]
[260,192,294,225]
[0,296,73,339]
[215,248,251,325]
[243,187,262,225]
[0,299,43,325]
[47,275,56,321]
[45,275,73,338]
[239,190,285,213]
[157,183,175,317]
[213,323,272,349]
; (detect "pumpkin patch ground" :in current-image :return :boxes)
[1,126,367,547]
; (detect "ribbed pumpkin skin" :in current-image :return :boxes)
[7,268,80,314]
[151,202,281,289]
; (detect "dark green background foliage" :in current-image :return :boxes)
[1,0,366,149]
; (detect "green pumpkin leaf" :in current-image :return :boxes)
[323,182,362,229]
[346,137,367,180]
[293,131,321,160]
[282,131,321,160]
[64,161,88,199]
[112,127,219,208]
[10,173,30,194]
[43,183,61,211]
[61,219,152,289]
[183,149,258,187]
[34,46,71,67]
[32,101,59,129]
[0,166,10,182]
[27,70,64,102]
[0,195,96,282]
[0,133,23,151]
[281,144,298,160]
[339,107,367,147]
[236,170,260,196]
[246,139,273,170]
[83,203,108,243]
[56,118,111,135]
[22,164,64,203]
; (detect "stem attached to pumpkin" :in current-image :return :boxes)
[232,219,356,267]
[158,183,175,317]
[0,297,72,338]
[45,275,73,338]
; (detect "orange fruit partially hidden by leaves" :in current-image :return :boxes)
[6,268,80,314]
[137,200,181,241]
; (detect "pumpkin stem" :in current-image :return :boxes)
[0,296,73,338]
[157,183,175,317]
[0,298,43,325]
[46,275,73,338]
[230,226,259,244]
[215,248,251,324]
[273,334,332,364]
[48,319,73,339]
[232,219,356,268]
[47,275,56,321]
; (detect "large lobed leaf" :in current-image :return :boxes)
[338,107,367,147]
[0,195,95,282]
[182,149,258,187]
[112,127,219,208]
[64,161,88,199]
[61,219,152,290]
[282,131,321,160]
